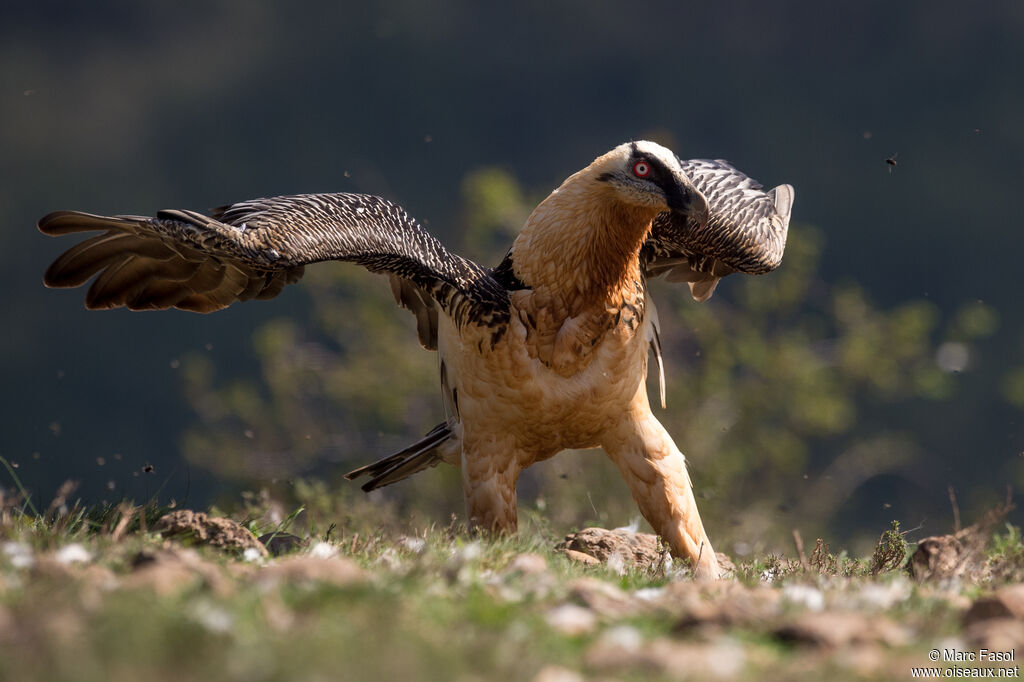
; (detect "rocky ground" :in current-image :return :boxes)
[0,501,1022,681]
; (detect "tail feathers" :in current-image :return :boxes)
[345,422,453,492]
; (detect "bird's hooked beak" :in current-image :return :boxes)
[666,172,709,226]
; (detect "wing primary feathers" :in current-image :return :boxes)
[39,194,510,333]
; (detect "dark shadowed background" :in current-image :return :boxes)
[2,1,1022,554]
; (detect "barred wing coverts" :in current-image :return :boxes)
[645,159,794,302]
[40,193,510,343]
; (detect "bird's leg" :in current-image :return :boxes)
[602,408,721,579]
[460,437,521,534]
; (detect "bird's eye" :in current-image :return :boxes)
[633,161,650,178]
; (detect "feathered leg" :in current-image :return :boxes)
[460,434,521,534]
[602,395,720,579]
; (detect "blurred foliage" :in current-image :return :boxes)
[181,264,438,481]
[179,168,997,549]
[459,167,532,263]
[1003,368,1024,410]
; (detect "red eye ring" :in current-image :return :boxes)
[633,160,650,178]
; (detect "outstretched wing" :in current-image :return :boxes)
[644,159,794,302]
[39,193,510,348]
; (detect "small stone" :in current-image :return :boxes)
[545,604,597,636]
[568,577,643,619]
[633,586,666,602]
[668,581,782,630]
[124,547,234,597]
[507,553,549,575]
[781,583,825,612]
[2,541,34,569]
[776,612,866,648]
[191,600,234,634]
[54,543,92,565]
[308,541,338,559]
[242,547,265,563]
[775,612,908,648]
[400,536,426,553]
[585,635,745,679]
[258,556,366,588]
[596,624,644,652]
[123,560,203,596]
[257,532,306,557]
[964,584,1024,625]
[963,617,1024,650]
[854,577,913,610]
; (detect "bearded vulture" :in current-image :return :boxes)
[39,141,793,578]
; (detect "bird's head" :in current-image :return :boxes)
[591,141,709,225]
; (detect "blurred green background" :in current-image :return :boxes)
[2,1,1022,555]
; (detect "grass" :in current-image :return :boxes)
[0,481,1021,682]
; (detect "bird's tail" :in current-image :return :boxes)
[344,422,455,492]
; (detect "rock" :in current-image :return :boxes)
[910,506,1014,582]
[257,532,307,557]
[909,523,998,583]
[564,549,600,566]
[309,541,339,559]
[669,581,782,629]
[715,552,737,575]
[2,541,35,569]
[123,558,203,596]
[558,527,660,566]
[781,583,826,612]
[123,547,234,596]
[568,577,644,618]
[498,553,554,601]
[400,536,427,553]
[916,585,972,611]
[963,617,1024,650]
[53,543,91,565]
[75,565,119,610]
[258,556,366,588]
[557,527,735,575]
[507,553,549,576]
[585,635,746,679]
[774,612,909,648]
[963,583,1024,625]
[853,577,913,610]
[909,534,967,581]
[156,510,269,557]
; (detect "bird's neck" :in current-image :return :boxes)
[512,183,656,312]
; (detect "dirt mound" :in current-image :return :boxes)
[155,510,268,557]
